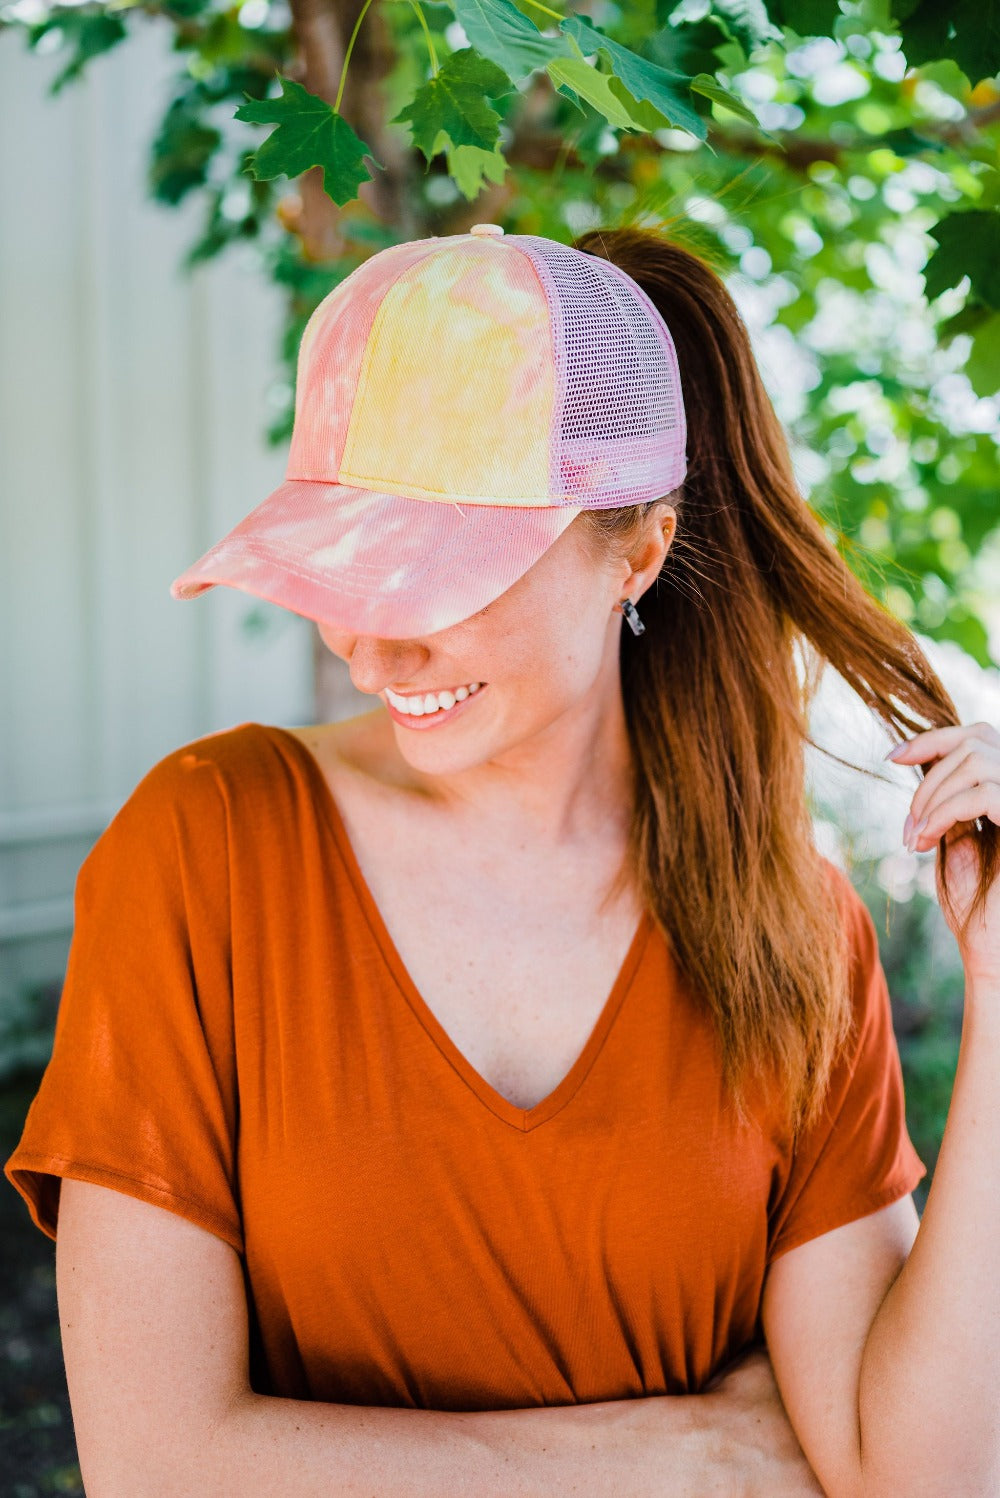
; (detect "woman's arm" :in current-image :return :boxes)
[764,721,1000,1498]
[218,1353,823,1498]
[763,983,1000,1498]
[57,1179,823,1498]
[857,979,1000,1494]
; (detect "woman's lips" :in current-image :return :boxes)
[383,685,487,731]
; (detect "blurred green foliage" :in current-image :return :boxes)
[0,983,61,1086]
[1,0,998,665]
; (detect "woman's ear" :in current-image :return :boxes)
[622,504,677,602]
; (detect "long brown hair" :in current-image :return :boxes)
[572,223,998,1139]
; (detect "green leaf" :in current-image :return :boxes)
[235,77,380,207]
[27,10,128,94]
[157,0,213,15]
[879,126,947,157]
[765,0,843,36]
[649,13,734,75]
[450,0,573,82]
[965,311,1000,397]
[149,98,223,206]
[559,14,707,138]
[939,303,993,340]
[898,0,1000,85]
[546,57,640,129]
[446,141,508,198]
[551,80,589,115]
[924,210,1000,308]
[689,72,760,124]
[392,47,511,161]
[913,57,975,103]
[607,75,677,131]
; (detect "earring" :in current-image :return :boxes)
[618,597,645,636]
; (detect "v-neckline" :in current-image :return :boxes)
[266,722,653,1134]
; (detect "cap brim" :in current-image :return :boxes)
[169,479,582,638]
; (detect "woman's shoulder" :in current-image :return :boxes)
[118,712,406,855]
[111,721,270,819]
[96,721,311,861]
[122,717,371,803]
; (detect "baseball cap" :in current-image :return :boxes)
[169,223,687,639]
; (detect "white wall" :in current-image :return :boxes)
[0,21,320,1006]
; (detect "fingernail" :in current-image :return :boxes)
[885,743,905,761]
[914,816,929,838]
[903,813,914,846]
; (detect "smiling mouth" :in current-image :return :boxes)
[384,682,484,718]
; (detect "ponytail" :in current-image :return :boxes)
[572,224,996,1136]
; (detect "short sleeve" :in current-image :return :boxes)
[766,870,927,1266]
[3,745,243,1254]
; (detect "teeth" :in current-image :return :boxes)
[385,683,482,716]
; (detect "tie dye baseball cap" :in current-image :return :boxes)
[169,223,687,638]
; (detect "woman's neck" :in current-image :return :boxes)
[363,684,636,853]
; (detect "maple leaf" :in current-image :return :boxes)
[451,0,573,83]
[689,74,761,128]
[235,76,381,207]
[446,141,509,199]
[559,14,707,140]
[392,48,512,163]
[546,57,641,131]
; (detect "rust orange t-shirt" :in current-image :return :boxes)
[5,721,926,1408]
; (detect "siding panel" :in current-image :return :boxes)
[0,25,319,1010]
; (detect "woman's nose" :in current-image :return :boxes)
[347,634,428,695]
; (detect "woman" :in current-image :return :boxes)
[6,222,999,1496]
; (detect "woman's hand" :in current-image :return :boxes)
[886,720,1000,983]
[698,1343,826,1496]
[541,1343,827,1497]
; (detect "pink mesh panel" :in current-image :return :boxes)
[287,237,445,481]
[514,235,688,508]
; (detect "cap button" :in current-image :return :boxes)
[469,223,505,238]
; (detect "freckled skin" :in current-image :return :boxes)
[302,527,673,1083]
[316,507,677,806]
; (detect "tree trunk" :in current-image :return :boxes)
[282,0,415,720]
